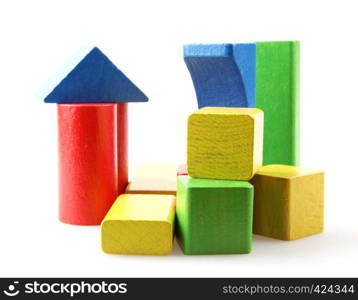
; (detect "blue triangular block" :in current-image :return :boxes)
[44,47,148,103]
[184,43,255,108]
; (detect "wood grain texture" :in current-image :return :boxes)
[125,163,179,195]
[176,176,253,255]
[256,41,300,166]
[250,164,324,241]
[43,47,148,103]
[58,104,121,225]
[187,107,263,181]
[101,194,176,255]
[184,43,256,108]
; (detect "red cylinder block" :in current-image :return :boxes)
[117,103,128,195]
[57,103,128,225]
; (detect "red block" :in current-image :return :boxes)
[117,103,128,195]
[58,103,128,225]
[177,164,188,176]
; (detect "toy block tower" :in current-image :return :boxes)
[180,42,323,250]
[42,47,148,225]
[177,106,264,254]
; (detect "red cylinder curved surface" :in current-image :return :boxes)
[117,103,128,195]
[57,103,127,225]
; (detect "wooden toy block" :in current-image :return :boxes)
[250,165,324,241]
[184,43,256,108]
[101,194,176,255]
[176,176,253,255]
[43,47,148,103]
[125,163,178,195]
[256,41,300,166]
[58,104,126,225]
[232,43,256,108]
[177,164,188,176]
[117,103,128,194]
[187,107,264,181]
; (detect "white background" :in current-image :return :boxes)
[0,0,357,277]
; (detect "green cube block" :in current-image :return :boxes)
[256,41,300,166]
[176,176,253,255]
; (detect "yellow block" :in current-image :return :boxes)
[187,107,263,180]
[250,164,324,241]
[101,194,176,255]
[125,163,178,195]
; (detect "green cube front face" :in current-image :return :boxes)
[176,176,253,255]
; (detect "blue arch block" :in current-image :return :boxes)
[184,43,255,108]
[43,47,148,103]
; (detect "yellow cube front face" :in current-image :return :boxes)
[187,107,263,181]
[101,194,176,255]
[251,165,324,241]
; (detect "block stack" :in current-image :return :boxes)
[42,47,148,225]
[177,107,263,254]
[179,41,324,254]
[42,41,325,256]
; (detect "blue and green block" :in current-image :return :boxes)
[184,41,300,166]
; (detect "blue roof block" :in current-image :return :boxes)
[183,43,256,108]
[43,47,148,103]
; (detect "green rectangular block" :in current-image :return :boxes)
[176,176,253,255]
[256,41,300,166]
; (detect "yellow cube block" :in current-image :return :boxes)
[125,163,178,195]
[101,194,176,255]
[188,107,264,180]
[250,164,324,241]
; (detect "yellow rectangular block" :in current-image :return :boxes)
[125,163,178,195]
[101,194,176,255]
[187,107,264,180]
[250,164,324,241]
